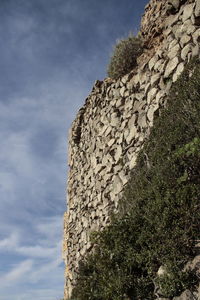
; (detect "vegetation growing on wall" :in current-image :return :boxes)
[71,59,200,300]
[107,35,143,80]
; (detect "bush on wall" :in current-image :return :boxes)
[107,35,143,80]
[71,59,200,300]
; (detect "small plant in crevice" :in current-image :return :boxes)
[107,34,143,80]
[71,58,200,300]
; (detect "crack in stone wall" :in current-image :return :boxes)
[63,0,200,298]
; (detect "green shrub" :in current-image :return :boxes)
[71,58,200,300]
[107,35,143,80]
[156,267,198,298]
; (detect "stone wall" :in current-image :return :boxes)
[63,0,200,298]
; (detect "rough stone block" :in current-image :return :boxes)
[181,44,192,60]
[182,3,194,22]
[164,57,179,78]
[195,0,200,17]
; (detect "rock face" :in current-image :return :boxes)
[63,0,200,298]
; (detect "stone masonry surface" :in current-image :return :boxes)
[63,0,200,298]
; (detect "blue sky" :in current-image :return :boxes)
[0,0,148,299]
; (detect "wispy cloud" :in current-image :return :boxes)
[0,259,33,288]
[0,216,64,299]
[0,0,148,299]
[0,233,19,249]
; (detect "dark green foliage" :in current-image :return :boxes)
[71,59,200,300]
[156,267,198,298]
[107,35,143,80]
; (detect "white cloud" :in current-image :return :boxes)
[0,232,19,249]
[0,217,64,299]
[0,288,64,300]
[36,216,63,240]
[0,233,57,258]
[16,245,57,258]
[30,255,63,283]
[0,259,33,288]
[0,215,63,257]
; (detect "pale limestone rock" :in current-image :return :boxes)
[107,138,115,147]
[132,73,140,85]
[113,175,123,194]
[167,34,175,44]
[182,3,194,22]
[114,145,122,162]
[148,55,159,71]
[126,126,137,143]
[102,155,108,167]
[137,112,147,128]
[168,0,180,10]
[168,43,180,60]
[163,27,172,37]
[80,230,87,242]
[156,90,166,104]
[180,35,191,47]
[192,28,200,43]
[110,113,120,127]
[100,114,109,125]
[94,164,104,175]
[114,165,122,174]
[91,156,97,168]
[164,57,179,78]
[99,125,108,136]
[82,216,88,228]
[124,98,134,111]
[195,0,200,17]
[147,88,158,104]
[168,39,178,51]
[107,151,115,163]
[115,98,124,108]
[135,93,143,101]
[120,86,126,97]
[147,104,159,122]
[86,241,92,250]
[173,25,185,39]
[115,80,120,89]
[124,90,130,97]
[138,134,145,142]
[186,24,196,35]
[151,73,160,86]
[120,120,128,130]
[173,62,184,82]
[192,43,199,57]
[104,126,112,137]
[181,44,192,60]
[118,170,128,185]
[121,73,130,84]
[128,114,136,129]
[145,82,151,94]
[174,19,193,39]
[138,100,146,111]
[154,59,164,71]
[129,154,137,169]
[126,80,135,91]
[139,71,147,85]
[155,49,163,59]
[165,15,178,28]
[164,79,173,94]
[112,88,120,98]
[124,127,129,141]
